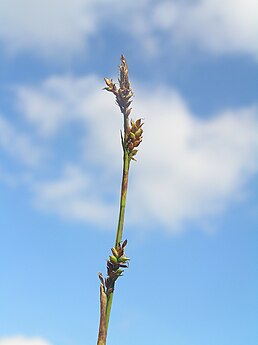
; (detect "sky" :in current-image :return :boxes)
[0,1,257,345]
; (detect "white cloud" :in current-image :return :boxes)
[0,0,102,58]
[14,75,258,231]
[0,0,257,59]
[0,115,43,166]
[130,89,258,228]
[150,0,258,57]
[16,75,123,170]
[16,76,89,136]
[34,165,115,225]
[0,336,51,345]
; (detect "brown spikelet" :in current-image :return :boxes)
[102,240,130,298]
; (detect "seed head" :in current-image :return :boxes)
[104,55,144,161]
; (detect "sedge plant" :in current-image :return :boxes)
[97,55,143,345]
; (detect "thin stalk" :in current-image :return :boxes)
[106,150,130,330]
[115,150,130,247]
[97,55,143,345]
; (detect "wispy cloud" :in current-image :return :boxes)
[34,164,116,225]
[0,336,51,345]
[16,75,123,171]
[0,0,257,60]
[0,115,43,166]
[148,0,258,58]
[0,0,102,58]
[1,75,257,231]
[131,90,258,228]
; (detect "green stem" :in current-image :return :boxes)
[115,151,130,247]
[105,292,113,331]
[105,150,130,331]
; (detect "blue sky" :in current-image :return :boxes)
[0,1,257,345]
